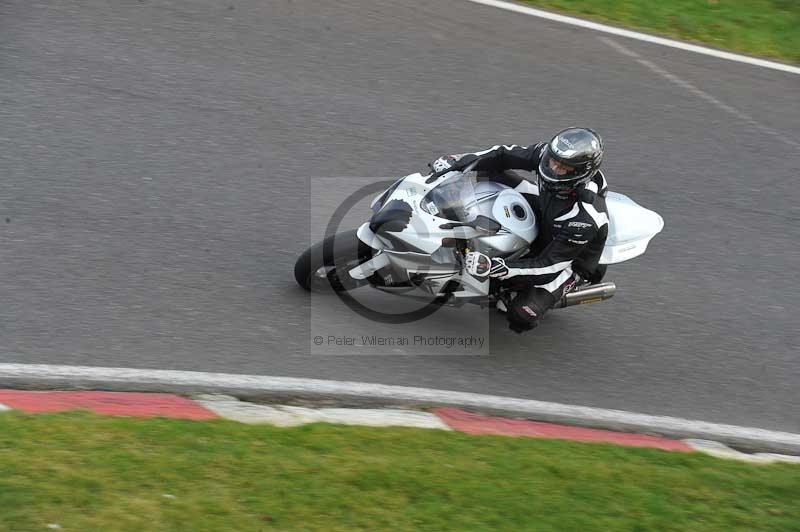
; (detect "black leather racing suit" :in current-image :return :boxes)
[448,144,609,331]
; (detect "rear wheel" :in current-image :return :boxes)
[294,230,374,293]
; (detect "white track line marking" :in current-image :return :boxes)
[600,37,800,150]
[195,394,451,429]
[0,363,798,453]
[464,0,800,75]
[684,439,800,464]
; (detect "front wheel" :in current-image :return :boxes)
[294,229,374,293]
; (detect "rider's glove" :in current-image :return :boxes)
[429,155,458,174]
[464,252,510,280]
[428,153,477,178]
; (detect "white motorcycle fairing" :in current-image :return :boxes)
[350,170,663,303]
[601,191,665,264]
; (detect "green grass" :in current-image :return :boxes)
[522,0,800,64]
[0,412,798,531]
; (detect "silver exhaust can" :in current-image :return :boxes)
[560,282,616,307]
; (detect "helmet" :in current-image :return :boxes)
[538,128,603,192]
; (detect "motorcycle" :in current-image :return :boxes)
[295,162,663,317]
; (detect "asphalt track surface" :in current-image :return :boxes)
[2,0,799,432]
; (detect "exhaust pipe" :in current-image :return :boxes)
[559,282,616,308]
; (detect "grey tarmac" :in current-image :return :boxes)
[1,0,798,432]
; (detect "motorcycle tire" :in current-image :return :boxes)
[294,229,374,293]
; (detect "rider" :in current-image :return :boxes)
[430,127,609,333]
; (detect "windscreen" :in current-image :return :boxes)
[420,171,479,222]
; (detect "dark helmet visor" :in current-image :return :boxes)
[538,148,588,186]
